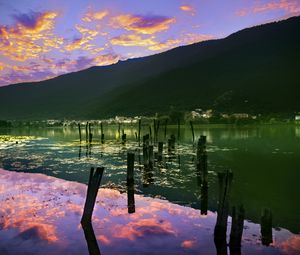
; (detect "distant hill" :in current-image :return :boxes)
[0,16,300,120]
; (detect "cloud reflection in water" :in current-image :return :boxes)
[0,168,299,255]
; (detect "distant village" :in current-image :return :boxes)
[1,109,300,128]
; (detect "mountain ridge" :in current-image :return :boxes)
[0,16,299,120]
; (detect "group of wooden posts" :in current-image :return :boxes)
[78,122,105,145]
[78,120,273,255]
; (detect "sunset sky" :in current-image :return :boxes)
[0,0,299,86]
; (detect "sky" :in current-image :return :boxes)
[0,0,299,86]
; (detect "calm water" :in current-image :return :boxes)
[0,124,300,254]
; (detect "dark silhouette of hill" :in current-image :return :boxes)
[0,16,299,120]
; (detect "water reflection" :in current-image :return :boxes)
[0,168,299,255]
[1,125,300,236]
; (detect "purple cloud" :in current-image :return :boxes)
[12,11,42,29]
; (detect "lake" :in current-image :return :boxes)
[0,124,300,254]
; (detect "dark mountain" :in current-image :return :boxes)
[0,16,300,120]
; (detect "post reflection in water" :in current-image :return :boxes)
[261,208,273,246]
[229,206,245,255]
[81,221,101,255]
[0,168,299,255]
[214,171,233,255]
[1,125,300,255]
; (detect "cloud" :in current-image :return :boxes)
[236,0,300,16]
[110,34,156,47]
[148,39,180,51]
[0,52,119,86]
[82,9,109,22]
[148,33,214,52]
[180,5,196,15]
[93,54,119,66]
[64,25,101,52]
[110,14,176,34]
[0,11,63,62]
[112,218,176,241]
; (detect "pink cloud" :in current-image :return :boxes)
[236,0,300,16]
[110,14,176,34]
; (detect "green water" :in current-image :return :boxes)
[1,124,300,235]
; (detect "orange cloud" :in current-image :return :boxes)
[279,236,300,255]
[110,14,176,34]
[112,218,177,241]
[0,11,63,62]
[148,39,180,51]
[64,25,99,52]
[181,240,196,248]
[148,33,214,52]
[82,9,109,22]
[236,0,300,16]
[111,34,156,47]
[180,5,196,15]
[93,54,119,66]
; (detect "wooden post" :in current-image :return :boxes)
[149,145,154,169]
[127,153,135,214]
[143,144,149,168]
[168,139,172,153]
[177,119,180,140]
[149,126,152,144]
[171,134,176,150]
[118,122,121,138]
[89,123,92,144]
[78,123,82,143]
[81,167,104,224]
[127,153,134,185]
[190,121,195,143]
[100,122,104,144]
[156,120,160,142]
[158,142,163,161]
[138,119,141,147]
[85,122,89,143]
[261,208,273,246]
[122,133,126,145]
[153,119,156,143]
[164,119,168,139]
[197,136,206,163]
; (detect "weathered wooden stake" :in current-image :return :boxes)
[138,119,141,147]
[149,126,152,144]
[89,123,93,143]
[164,119,168,139]
[85,122,89,143]
[78,123,82,143]
[190,121,195,143]
[81,167,104,224]
[177,119,180,140]
[122,133,126,145]
[143,145,149,168]
[100,122,104,143]
[127,153,134,185]
[158,142,163,161]
[149,145,154,169]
